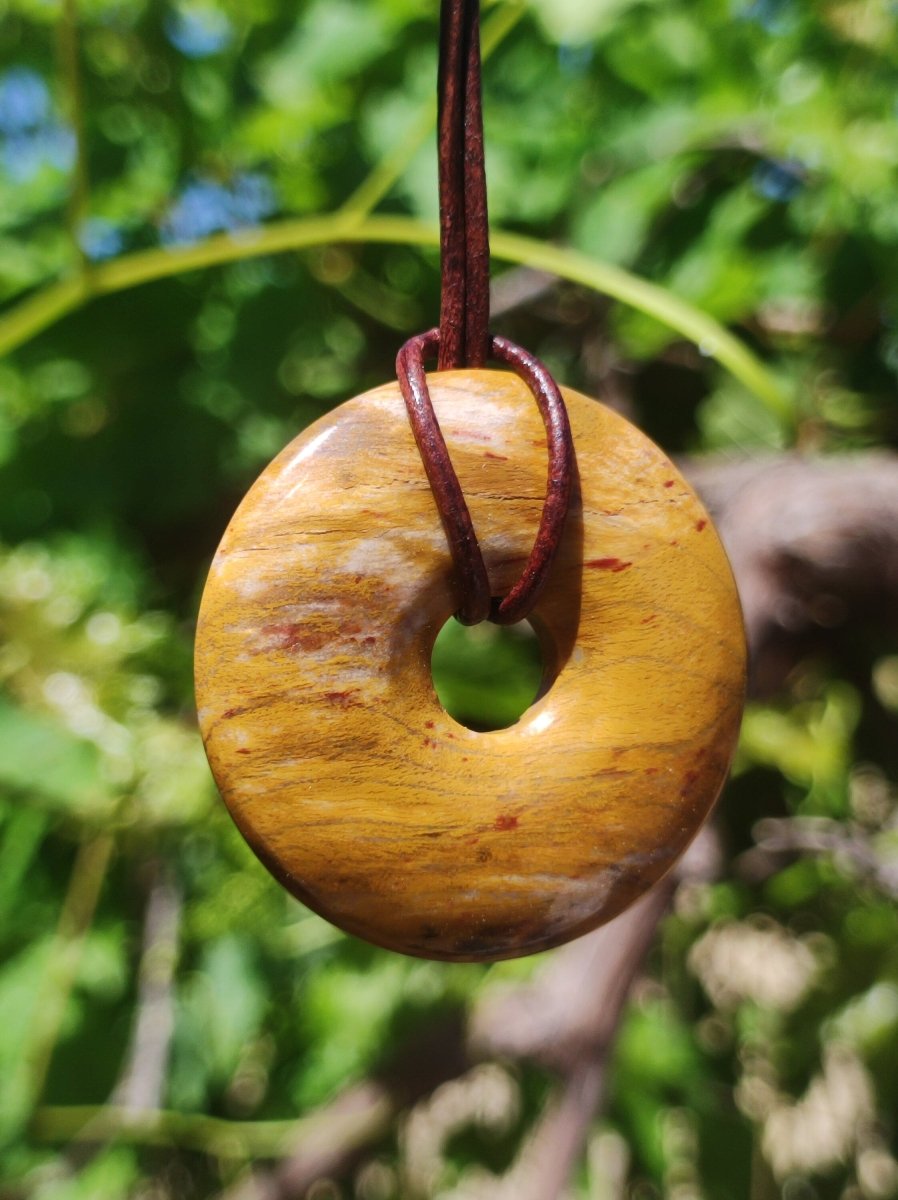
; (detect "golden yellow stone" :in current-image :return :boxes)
[195,370,745,961]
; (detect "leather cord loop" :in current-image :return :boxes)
[396,0,574,626]
[396,331,574,627]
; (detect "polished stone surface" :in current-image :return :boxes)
[195,370,746,960]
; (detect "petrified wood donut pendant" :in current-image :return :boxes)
[195,370,746,961]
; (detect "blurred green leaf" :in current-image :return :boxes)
[0,702,104,809]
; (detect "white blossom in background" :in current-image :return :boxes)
[689,920,819,1012]
[762,1045,875,1180]
[662,1108,704,1200]
[401,1064,519,1198]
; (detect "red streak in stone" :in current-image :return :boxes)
[494,814,519,831]
[696,519,708,531]
[262,622,318,652]
[324,690,360,708]
[586,557,632,572]
[484,451,508,461]
[448,428,491,443]
[425,720,435,729]
[236,748,251,755]
[680,769,700,797]
[641,614,657,624]
[664,479,675,488]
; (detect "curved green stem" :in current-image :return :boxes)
[0,213,789,419]
[32,1094,391,1161]
[489,230,791,420]
[32,1105,299,1158]
[0,276,91,359]
[0,0,788,418]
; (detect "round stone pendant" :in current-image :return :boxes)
[194,370,745,961]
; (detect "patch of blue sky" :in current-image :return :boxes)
[0,66,76,183]
[558,44,594,77]
[165,7,234,59]
[0,67,52,135]
[79,218,125,262]
[160,173,276,244]
[752,158,805,203]
[738,0,798,35]
[1,125,76,182]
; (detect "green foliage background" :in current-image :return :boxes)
[1,0,898,1197]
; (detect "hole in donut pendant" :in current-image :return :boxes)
[195,370,746,962]
[431,616,543,731]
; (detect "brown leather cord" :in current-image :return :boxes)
[487,335,574,624]
[397,330,574,627]
[396,0,574,626]
[437,0,489,369]
[398,328,491,625]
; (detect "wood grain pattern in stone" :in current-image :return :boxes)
[194,370,746,961]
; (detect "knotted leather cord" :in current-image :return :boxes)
[396,0,573,626]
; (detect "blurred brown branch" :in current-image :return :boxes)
[685,452,898,694]
[210,832,720,1200]
[464,889,671,1200]
[219,1014,468,1200]
[462,829,720,1200]
[112,863,182,1113]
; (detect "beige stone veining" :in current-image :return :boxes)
[195,370,746,961]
